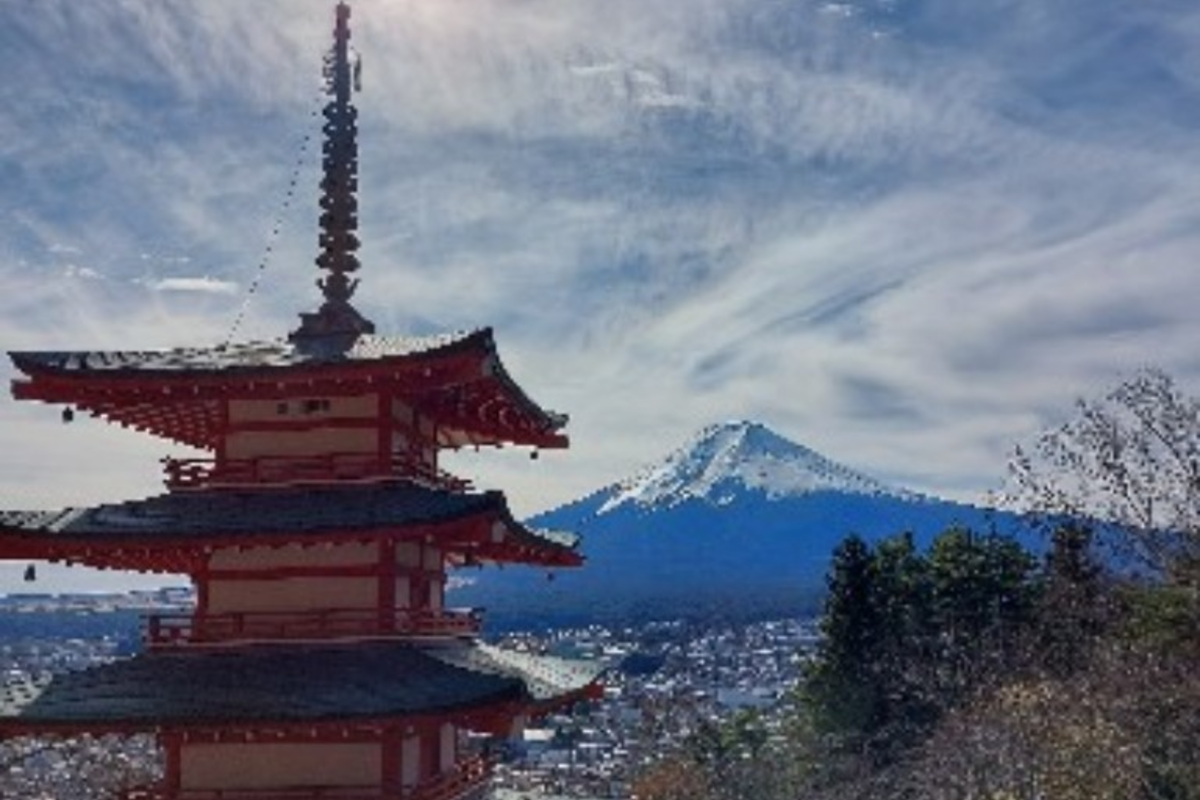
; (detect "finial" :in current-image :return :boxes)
[291,1,375,347]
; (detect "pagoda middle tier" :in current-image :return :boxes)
[0,481,578,647]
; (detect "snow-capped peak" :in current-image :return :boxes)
[598,420,915,514]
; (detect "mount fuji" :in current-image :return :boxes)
[596,420,919,513]
[453,421,1034,628]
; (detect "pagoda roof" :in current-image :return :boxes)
[10,331,472,376]
[0,640,604,735]
[8,328,568,450]
[0,481,581,571]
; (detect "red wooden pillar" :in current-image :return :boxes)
[194,561,211,642]
[419,722,438,783]
[378,538,397,634]
[161,732,183,796]
[377,389,392,474]
[215,398,230,470]
[381,724,402,796]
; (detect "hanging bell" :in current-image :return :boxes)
[61,407,75,424]
[23,564,36,582]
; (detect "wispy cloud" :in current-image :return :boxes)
[2,0,1200,542]
[147,276,239,295]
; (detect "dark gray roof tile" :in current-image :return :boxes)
[11,332,480,376]
[0,641,603,730]
[0,482,580,555]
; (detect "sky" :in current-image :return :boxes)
[3,0,1200,592]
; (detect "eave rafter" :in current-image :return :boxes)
[0,699,529,741]
[29,543,204,575]
[419,379,568,450]
[9,352,485,449]
[0,505,579,573]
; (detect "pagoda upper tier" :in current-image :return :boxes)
[10,329,566,491]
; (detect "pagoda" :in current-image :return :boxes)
[0,4,601,799]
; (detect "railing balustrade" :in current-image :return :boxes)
[163,453,469,493]
[119,757,491,800]
[144,607,483,649]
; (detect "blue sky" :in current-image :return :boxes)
[3,0,1200,591]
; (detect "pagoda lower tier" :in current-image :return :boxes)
[0,639,604,799]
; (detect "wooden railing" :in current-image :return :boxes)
[144,607,483,649]
[406,756,490,800]
[121,791,386,800]
[162,453,469,493]
[119,757,491,800]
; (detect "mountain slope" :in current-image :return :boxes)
[598,420,917,512]
[452,421,1034,628]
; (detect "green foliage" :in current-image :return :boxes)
[801,527,1040,753]
[1118,581,1200,655]
[803,534,886,738]
[1037,524,1109,675]
[663,521,1198,800]
[634,709,811,800]
[926,529,1038,699]
[775,371,1200,797]
[685,709,769,770]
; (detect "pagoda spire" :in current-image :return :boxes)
[292,1,375,346]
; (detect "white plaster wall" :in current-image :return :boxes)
[180,742,380,790]
[401,736,420,789]
[209,542,377,571]
[422,547,442,571]
[439,724,456,772]
[396,542,421,568]
[230,395,378,423]
[510,714,528,740]
[224,428,377,461]
[429,577,444,611]
[206,576,376,614]
[391,399,415,426]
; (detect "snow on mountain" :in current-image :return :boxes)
[597,420,918,514]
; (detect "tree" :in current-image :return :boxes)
[925,529,1037,703]
[1035,524,1109,676]
[632,754,715,800]
[802,529,1040,758]
[867,532,938,741]
[802,534,886,739]
[1008,369,1200,580]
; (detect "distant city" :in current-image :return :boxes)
[0,590,818,799]
[0,587,193,612]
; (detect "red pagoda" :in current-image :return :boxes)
[0,4,601,798]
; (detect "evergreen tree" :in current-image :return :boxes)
[802,528,1040,753]
[869,532,937,738]
[803,534,885,738]
[927,529,1037,697]
[1037,524,1108,675]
